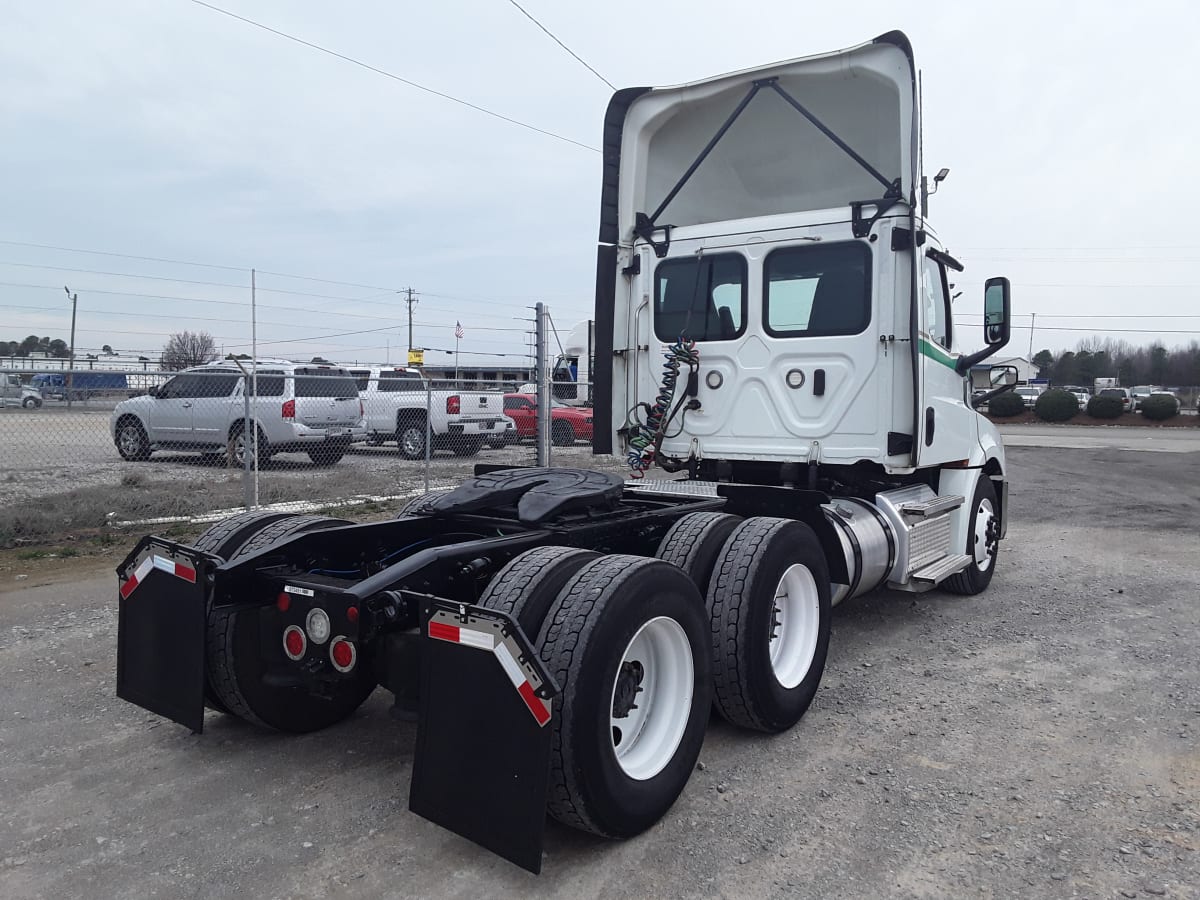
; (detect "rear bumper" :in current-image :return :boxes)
[287,425,366,443]
[447,418,505,436]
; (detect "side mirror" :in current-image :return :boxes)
[956,276,1013,374]
[970,364,1018,391]
[983,277,1011,346]
[146,386,159,398]
[970,364,1019,408]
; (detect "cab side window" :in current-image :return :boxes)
[922,257,952,349]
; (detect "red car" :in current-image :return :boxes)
[503,393,593,445]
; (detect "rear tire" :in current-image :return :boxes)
[943,476,1000,596]
[227,423,269,469]
[478,546,601,637]
[396,488,454,517]
[537,555,711,838]
[191,511,295,713]
[655,512,742,598]
[206,515,374,732]
[707,517,831,733]
[396,418,428,460]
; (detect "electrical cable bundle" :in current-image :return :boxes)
[626,337,699,477]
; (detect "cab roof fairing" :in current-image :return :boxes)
[600,32,919,248]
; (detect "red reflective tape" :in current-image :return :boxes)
[428,620,461,643]
[517,680,551,726]
[119,576,139,599]
[174,562,197,583]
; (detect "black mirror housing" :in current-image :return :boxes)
[983,276,1011,346]
[956,277,1013,374]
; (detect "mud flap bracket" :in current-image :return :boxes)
[409,599,559,874]
[116,537,218,734]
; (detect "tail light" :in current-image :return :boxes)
[446,395,460,415]
[283,625,307,661]
[282,399,296,420]
[329,637,357,673]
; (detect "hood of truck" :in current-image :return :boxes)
[600,31,917,243]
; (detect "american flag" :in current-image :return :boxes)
[454,321,464,340]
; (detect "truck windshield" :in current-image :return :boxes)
[654,253,746,342]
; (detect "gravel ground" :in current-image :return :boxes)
[0,444,1198,899]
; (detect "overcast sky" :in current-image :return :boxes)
[2,0,1198,365]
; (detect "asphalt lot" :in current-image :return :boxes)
[1,439,1198,899]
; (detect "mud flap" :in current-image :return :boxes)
[115,537,217,733]
[409,600,559,874]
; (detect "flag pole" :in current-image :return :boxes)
[455,336,460,382]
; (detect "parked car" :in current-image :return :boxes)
[502,393,594,445]
[1014,386,1042,409]
[346,366,507,459]
[110,360,365,466]
[1070,390,1090,409]
[1,373,42,408]
[1130,385,1160,408]
[1098,387,1136,412]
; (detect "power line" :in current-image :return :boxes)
[505,0,615,90]
[188,0,599,153]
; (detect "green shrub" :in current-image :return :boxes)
[987,391,1025,417]
[1086,395,1124,419]
[1034,389,1079,422]
[1140,394,1179,421]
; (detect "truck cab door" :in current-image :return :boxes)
[914,251,974,465]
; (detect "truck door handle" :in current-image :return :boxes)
[925,407,935,445]
[813,369,826,396]
[182,402,192,408]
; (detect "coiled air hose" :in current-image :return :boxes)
[626,337,699,477]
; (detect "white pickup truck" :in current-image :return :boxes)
[347,366,507,459]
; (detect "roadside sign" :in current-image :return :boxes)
[408,349,425,366]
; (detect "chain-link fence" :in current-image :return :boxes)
[2,365,606,546]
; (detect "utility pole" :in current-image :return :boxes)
[1027,312,1036,360]
[64,286,78,409]
[402,287,418,355]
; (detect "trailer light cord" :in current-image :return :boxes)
[626,338,699,477]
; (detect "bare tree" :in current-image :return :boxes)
[162,331,218,371]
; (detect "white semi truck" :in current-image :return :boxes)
[113,31,1016,873]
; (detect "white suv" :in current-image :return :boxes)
[111,360,366,466]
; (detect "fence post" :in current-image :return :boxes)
[231,360,253,509]
[424,379,432,494]
[535,302,551,467]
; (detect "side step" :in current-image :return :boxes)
[899,495,963,519]
[910,553,973,586]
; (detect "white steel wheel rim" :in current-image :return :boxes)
[972,498,996,571]
[768,564,821,689]
[609,616,694,782]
